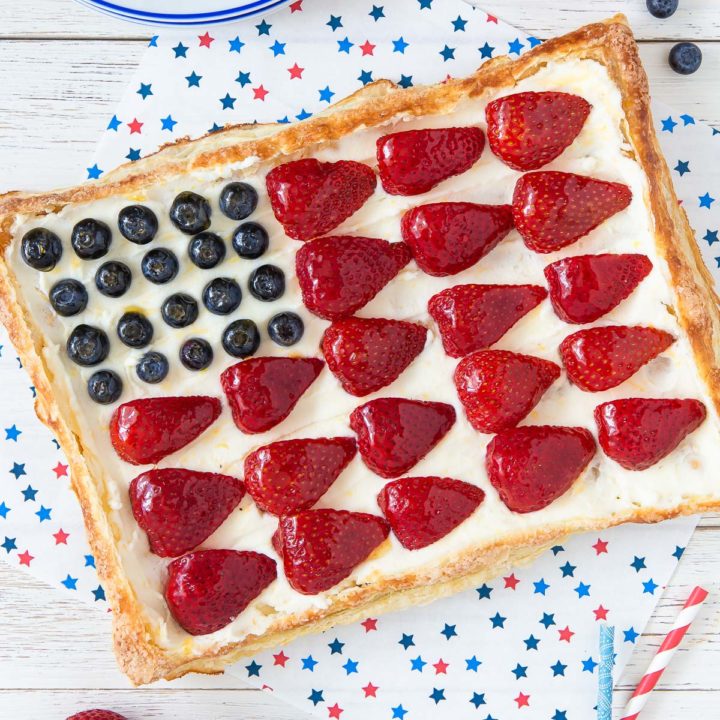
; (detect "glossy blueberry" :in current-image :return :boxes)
[49,279,88,317]
[669,42,702,75]
[646,0,678,18]
[169,191,212,235]
[248,264,285,301]
[136,351,169,384]
[232,221,269,259]
[188,232,226,269]
[202,277,242,315]
[117,312,153,348]
[141,248,178,284]
[21,228,63,271]
[222,319,260,358]
[161,293,198,328]
[87,369,123,405]
[95,261,131,298]
[180,338,214,371]
[66,324,110,367]
[118,205,158,244]
[70,218,112,260]
[267,312,304,347]
[219,182,258,221]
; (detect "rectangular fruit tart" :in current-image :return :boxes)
[0,15,718,684]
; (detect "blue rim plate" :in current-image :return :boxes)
[73,0,292,26]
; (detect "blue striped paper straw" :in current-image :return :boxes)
[598,624,615,720]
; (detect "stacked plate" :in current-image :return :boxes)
[73,0,292,26]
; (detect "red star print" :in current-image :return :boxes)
[198,32,214,48]
[18,550,33,566]
[433,658,449,674]
[273,651,289,667]
[53,462,68,478]
[487,14,498,23]
[261,684,273,691]
[53,528,70,545]
[289,0,303,11]
[128,118,143,134]
[361,618,378,632]
[288,63,304,79]
[504,573,520,590]
[253,85,269,101]
[362,682,379,698]
[515,692,530,708]
[359,40,376,56]
[558,625,575,642]
[327,703,343,719]
[592,538,609,555]
[593,605,609,621]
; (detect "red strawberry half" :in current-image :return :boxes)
[273,509,389,595]
[378,476,484,550]
[595,398,707,470]
[545,254,653,324]
[244,437,357,516]
[513,171,632,253]
[350,397,456,478]
[165,549,276,635]
[401,202,514,276]
[486,426,596,513]
[222,357,324,434]
[376,127,485,195]
[486,91,592,171]
[296,236,412,320]
[322,318,427,396]
[454,350,560,433]
[129,468,245,557]
[265,158,376,241]
[560,326,675,392]
[428,283,547,358]
[110,396,221,465]
[67,712,127,720]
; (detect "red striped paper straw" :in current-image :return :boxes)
[621,585,709,720]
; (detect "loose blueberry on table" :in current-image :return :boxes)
[141,248,179,284]
[646,0,678,19]
[669,42,702,75]
[118,204,158,244]
[71,218,112,260]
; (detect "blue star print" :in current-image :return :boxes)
[36,506,51,522]
[441,623,457,640]
[0,502,10,519]
[662,116,678,133]
[269,40,286,56]
[245,660,261,677]
[21,485,37,502]
[136,83,153,99]
[172,42,188,58]
[61,574,78,590]
[512,663,527,679]
[582,656,598,673]
[643,578,659,594]
[476,584,493,599]
[161,115,177,131]
[6,426,22,442]
[673,545,686,559]
[528,36,542,47]
[308,689,324,706]
[328,638,344,654]
[398,634,414,650]
[342,659,358,675]
[466,656,481,672]
[337,37,353,53]
[551,545,565,555]
[10,463,25,479]
[256,20,271,35]
[470,693,486,708]
[479,42,494,59]
[551,660,567,676]
[84,555,95,568]
[624,627,639,643]
[296,108,312,121]
[524,634,540,650]
[186,71,202,87]
[392,705,408,719]
[1,536,16,553]
[699,192,716,208]
[540,612,556,628]
[393,37,409,53]
[358,70,373,85]
[553,711,568,720]
[704,230,718,246]
[126,148,141,161]
[575,581,591,598]
[410,655,426,672]
[675,160,691,176]
[630,556,647,572]
[327,15,342,31]
[236,71,252,87]
[369,5,385,21]
[318,86,335,103]
[560,561,576,577]
[439,45,455,61]
[508,38,524,55]
[220,93,236,109]
[86,165,103,180]
[398,75,413,88]
[228,36,245,53]
[148,35,158,47]
[681,113,695,126]
[490,612,506,628]
[430,688,446,704]
[417,0,432,7]
[107,115,122,131]
[301,655,318,671]
[533,578,550,595]
[452,15,467,32]
[92,585,106,601]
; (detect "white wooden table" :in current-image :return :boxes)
[1,1,719,717]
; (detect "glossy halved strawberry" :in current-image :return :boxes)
[273,509,389,595]
[265,158,377,241]
[376,127,485,195]
[350,397,456,478]
[513,171,633,253]
[165,549,276,635]
[401,202,514,276]
[221,357,324,433]
[428,283,547,358]
[486,91,592,171]
[545,254,653,324]
[486,425,596,513]
[322,318,427,396]
[454,350,561,433]
[296,236,412,320]
[67,712,127,720]
[378,476,484,550]
[110,396,221,465]
[244,437,357,516]
[129,468,245,557]
[560,326,675,392]
[595,398,707,471]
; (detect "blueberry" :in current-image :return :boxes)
[669,42,702,75]
[162,293,198,328]
[646,0,678,18]
[222,319,260,358]
[21,228,63,271]
[248,264,285,301]
[180,338,214,370]
[136,351,169,384]
[87,369,122,405]
[219,182,258,221]
[117,312,153,348]
[71,218,112,260]
[188,232,226,269]
[95,261,131,298]
[203,277,242,315]
[118,205,158,244]
[169,191,212,235]
[66,324,110,366]
[141,248,179,284]
[268,312,304,347]
[232,221,269,259]
[49,279,88,317]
